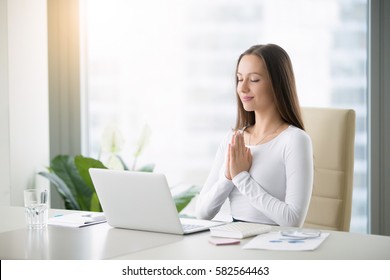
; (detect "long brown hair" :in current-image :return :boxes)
[234,44,305,131]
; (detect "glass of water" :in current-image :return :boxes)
[24,188,48,229]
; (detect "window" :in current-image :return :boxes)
[80,0,368,233]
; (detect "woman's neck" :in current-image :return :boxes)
[252,110,284,135]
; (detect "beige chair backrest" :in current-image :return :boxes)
[301,107,355,231]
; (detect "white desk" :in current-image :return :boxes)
[1,206,389,260]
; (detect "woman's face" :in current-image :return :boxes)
[236,54,275,112]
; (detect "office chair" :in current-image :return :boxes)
[301,107,356,231]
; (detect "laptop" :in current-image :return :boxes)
[89,168,225,235]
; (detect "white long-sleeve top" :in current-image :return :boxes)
[195,125,313,227]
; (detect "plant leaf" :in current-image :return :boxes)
[50,155,92,210]
[116,155,129,170]
[100,124,125,153]
[90,192,102,212]
[173,186,199,213]
[38,171,80,210]
[74,155,106,192]
[105,154,125,170]
[133,124,151,158]
[74,155,107,212]
[137,163,155,172]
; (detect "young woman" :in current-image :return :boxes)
[195,44,313,227]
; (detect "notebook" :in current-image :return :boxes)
[89,168,224,235]
[210,222,272,239]
[48,212,107,228]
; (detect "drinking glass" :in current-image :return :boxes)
[24,188,48,229]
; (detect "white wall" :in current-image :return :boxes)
[0,0,11,205]
[0,0,49,206]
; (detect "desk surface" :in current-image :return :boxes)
[1,206,389,260]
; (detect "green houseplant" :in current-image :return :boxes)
[38,125,198,213]
[38,155,198,213]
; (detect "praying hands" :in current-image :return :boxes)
[225,131,252,180]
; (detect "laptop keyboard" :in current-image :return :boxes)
[182,223,204,231]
